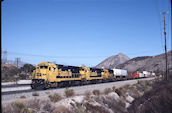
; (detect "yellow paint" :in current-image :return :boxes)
[32,62,113,83]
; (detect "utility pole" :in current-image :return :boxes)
[3,50,7,63]
[163,11,168,80]
[15,58,20,68]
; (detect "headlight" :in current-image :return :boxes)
[37,73,41,76]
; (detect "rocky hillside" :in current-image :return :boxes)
[116,51,172,74]
[95,53,130,69]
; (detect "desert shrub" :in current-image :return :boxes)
[84,102,109,113]
[20,95,26,99]
[11,101,28,113]
[84,90,92,100]
[92,89,100,96]
[73,103,86,113]
[112,86,116,91]
[118,100,126,108]
[136,84,145,92]
[65,88,75,97]
[115,88,122,96]
[2,101,38,113]
[27,99,41,110]
[123,84,130,89]
[49,93,62,102]
[97,96,126,113]
[104,88,112,95]
[52,105,71,113]
[43,102,55,112]
[128,78,172,113]
[2,105,13,113]
[32,92,39,96]
[137,80,140,84]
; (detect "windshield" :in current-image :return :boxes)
[40,66,48,69]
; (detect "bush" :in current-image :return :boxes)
[20,95,26,99]
[32,92,39,96]
[11,101,27,113]
[112,86,116,91]
[2,101,37,113]
[84,90,92,100]
[128,77,172,113]
[115,88,122,96]
[43,102,55,112]
[52,105,71,113]
[92,89,100,96]
[104,88,112,95]
[65,88,75,97]
[27,99,41,111]
[84,102,109,113]
[49,93,62,102]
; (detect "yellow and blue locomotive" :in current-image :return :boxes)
[31,62,114,89]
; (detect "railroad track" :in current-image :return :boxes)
[2,84,31,88]
[2,89,34,95]
[1,78,155,96]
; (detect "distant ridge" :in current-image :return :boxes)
[1,59,32,67]
[95,53,130,69]
[116,51,172,74]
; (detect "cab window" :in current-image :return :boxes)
[40,66,48,69]
[52,67,55,72]
[49,67,51,71]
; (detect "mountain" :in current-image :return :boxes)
[95,53,130,69]
[116,51,172,74]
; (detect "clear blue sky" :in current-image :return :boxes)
[2,0,171,67]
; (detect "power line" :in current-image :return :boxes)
[2,51,108,59]
[3,50,164,58]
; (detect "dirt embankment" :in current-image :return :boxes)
[2,77,164,113]
[128,75,172,113]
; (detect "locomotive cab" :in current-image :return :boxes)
[31,62,57,89]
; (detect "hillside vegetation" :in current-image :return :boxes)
[128,73,172,113]
[1,63,35,82]
[3,77,168,113]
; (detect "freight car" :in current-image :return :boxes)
[113,68,127,80]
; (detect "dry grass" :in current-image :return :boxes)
[49,93,62,103]
[90,95,127,113]
[20,95,26,99]
[32,92,39,96]
[11,101,27,113]
[65,88,75,97]
[112,86,116,91]
[27,99,41,111]
[84,102,109,113]
[2,101,33,113]
[104,88,112,95]
[73,103,86,113]
[52,105,71,113]
[42,101,55,112]
[115,88,123,96]
[84,90,92,100]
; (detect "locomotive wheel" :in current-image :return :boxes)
[31,84,36,89]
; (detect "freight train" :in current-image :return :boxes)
[31,62,155,89]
